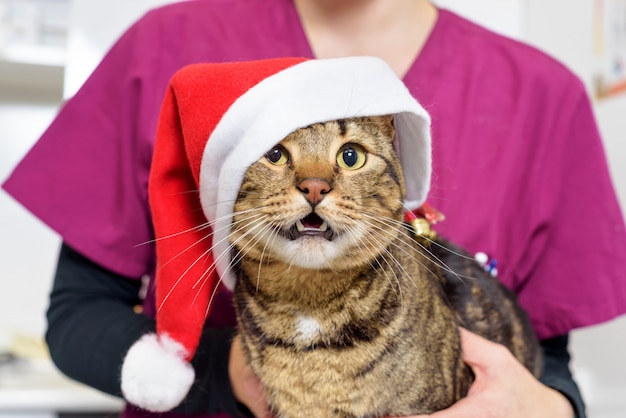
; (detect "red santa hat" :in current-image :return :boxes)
[120,56,432,412]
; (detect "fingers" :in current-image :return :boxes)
[393,329,573,418]
[458,328,514,375]
[391,396,481,418]
[243,370,273,418]
[229,336,273,417]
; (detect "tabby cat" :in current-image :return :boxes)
[230,115,541,418]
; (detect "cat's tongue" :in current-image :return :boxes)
[287,213,334,241]
[293,213,334,238]
[301,214,325,229]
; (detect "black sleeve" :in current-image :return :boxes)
[46,243,250,416]
[539,335,586,418]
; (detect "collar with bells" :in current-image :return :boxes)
[407,204,499,277]
[405,202,445,241]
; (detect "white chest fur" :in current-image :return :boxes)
[295,315,322,342]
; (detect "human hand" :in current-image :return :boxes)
[391,328,574,418]
[228,336,275,418]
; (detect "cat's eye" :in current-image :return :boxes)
[337,144,366,170]
[265,146,289,166]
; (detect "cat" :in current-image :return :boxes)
[230,115,541,418]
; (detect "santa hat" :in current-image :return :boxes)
[121,56,432,412]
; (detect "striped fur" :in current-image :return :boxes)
[230,116,541,417]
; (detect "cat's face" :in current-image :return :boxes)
[231,116,406,271]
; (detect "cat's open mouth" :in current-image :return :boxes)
[282,213,336,241]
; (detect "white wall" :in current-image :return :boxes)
[0,94,61,339]
[0,0,181,341]
[524,0,626,208]
[524,2,626,417]
[0,51,65,341]
[63,0,181,98]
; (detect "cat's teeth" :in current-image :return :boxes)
[295,219,328,232]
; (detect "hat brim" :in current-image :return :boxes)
[198,56,432,289]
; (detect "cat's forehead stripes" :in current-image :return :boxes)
[337,119,347,136]
[280,117,394,151]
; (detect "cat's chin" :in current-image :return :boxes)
[274,235,344,269]
[272,233,376,271]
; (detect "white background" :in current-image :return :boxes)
[1,1,625,416]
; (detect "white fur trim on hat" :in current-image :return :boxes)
[198,56,432,289]
[121,333,195,412]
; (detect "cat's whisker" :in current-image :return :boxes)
[231,220,278,291]
[224,215,269,264]
[148,205,263,254]
[211,206,263,227]
[360,211,476,285]
[322,208,420,287]
[216,212,276,264]
[176,224,256,317]
[256,225,283,291]
[205,271,225,319]
[356,213,449,286]
[135,220,213,247]
[149,207,263,275]
[156,213,253,312]
[148,248,215,320]
[181,213,268,300]
[158,243,215,313]
[156,229,216,276]
[348,223,405,302]
[363,224,418,292]
[191,260,221,307]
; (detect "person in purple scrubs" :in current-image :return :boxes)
[4,1,626,417]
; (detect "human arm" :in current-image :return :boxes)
[398,328,582,418]
[47,230,587,418]
[229,336,274,418]
[46,243,250,416]
[228,327,584,418]
[539,333,586,418]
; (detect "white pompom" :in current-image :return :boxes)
[474,251,488,266]
[121,333,195,412]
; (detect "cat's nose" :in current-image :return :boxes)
[298,178,331,206]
